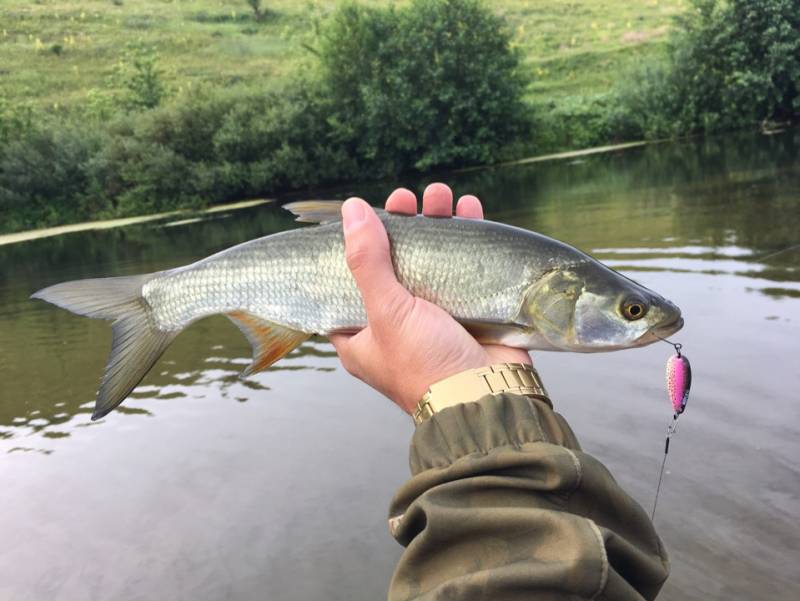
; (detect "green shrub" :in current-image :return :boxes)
[620,0,800,137]
[245,0,268,22]
[0,98,35,144]
[318,0,529,174]
[0,120,109,232]
[119,46,168,110]
[80,84,354,215]
[531,94,628,152]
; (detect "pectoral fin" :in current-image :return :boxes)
[461,320,556,350]
[227,312,310,376]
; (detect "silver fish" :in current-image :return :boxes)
[32,201,683,419]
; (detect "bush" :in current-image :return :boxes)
[0,120,109,231]
[318,0,529,174]
[531,94,629,152]
[619,0,800,138]
[0,99,35,144]
[119,46,168,110]
[245,0,268,22]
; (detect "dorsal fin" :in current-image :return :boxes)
[226,311,310,376]
[283,201,345,224]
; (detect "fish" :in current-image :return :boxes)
[32,201,683,420]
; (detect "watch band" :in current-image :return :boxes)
[412,363,549,425]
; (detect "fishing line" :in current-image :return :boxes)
[650,336,691,522]
[751,242,800,263]
[651,414,679,521]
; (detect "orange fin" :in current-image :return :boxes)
[227,311,310,376]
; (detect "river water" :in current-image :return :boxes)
[1,131,798,600]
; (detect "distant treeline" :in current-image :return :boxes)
[1,0,798,234]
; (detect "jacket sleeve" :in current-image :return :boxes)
[387,393,669,601]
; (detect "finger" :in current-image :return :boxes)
[328,334,354,373]
[456,195,484,219]
[329,332,359,375]
[330,330,375,378]
[385,188,417,215]
[328,332,354,350]
[422,182,453,217]
[341,198,413,324]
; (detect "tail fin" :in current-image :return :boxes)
[32,274,177,420]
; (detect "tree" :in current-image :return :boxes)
[317,0,529,174]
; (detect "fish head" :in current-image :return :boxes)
[521,262,683,352]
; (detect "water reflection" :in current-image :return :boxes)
[0,328,337,446]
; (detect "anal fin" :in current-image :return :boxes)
[227,311,310,376]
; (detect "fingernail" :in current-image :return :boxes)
[342,199,366,233]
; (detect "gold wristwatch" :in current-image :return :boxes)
[412,362,549,426]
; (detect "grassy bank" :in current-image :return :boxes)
[1,0,681,109]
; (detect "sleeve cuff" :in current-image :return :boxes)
[409,393,581,475]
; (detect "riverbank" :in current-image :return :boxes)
[0,139,661,246]
[0,199,272,246]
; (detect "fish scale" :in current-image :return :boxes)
[145,215,547,335]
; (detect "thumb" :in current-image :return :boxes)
[341,198,411,323]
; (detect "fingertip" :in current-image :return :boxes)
[385,188,417,215]
[456,195,484,219]
[328,334,356,375]
[422,182,454,217]
[342,197,368,231]
[344,198,386,236]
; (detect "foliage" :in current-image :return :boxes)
[0,84,355,232]
[118,46,169,110]
[619,0,800,137]
[0,119,109,232]
[317,0,529,174]
[89,85,349,214]
[0,99,35,144]
[530,94,632,152]
[246,0,267,22]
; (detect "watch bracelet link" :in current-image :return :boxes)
[412,363,550,425]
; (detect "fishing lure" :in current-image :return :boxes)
[651,340,691,520]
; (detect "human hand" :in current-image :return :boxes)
[329,183,531,415]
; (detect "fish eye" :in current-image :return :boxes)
[621,297,648,321]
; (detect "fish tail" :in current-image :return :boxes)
[31,274,177,420]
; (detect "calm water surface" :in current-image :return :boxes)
[1,131,799,600]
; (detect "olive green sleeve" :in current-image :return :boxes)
[387,394,669,601]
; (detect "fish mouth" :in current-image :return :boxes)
[636,314,684,347]
[653,315,684,338]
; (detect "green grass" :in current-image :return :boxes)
[0,0,684,111]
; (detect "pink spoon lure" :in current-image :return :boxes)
[666,348,691,416]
